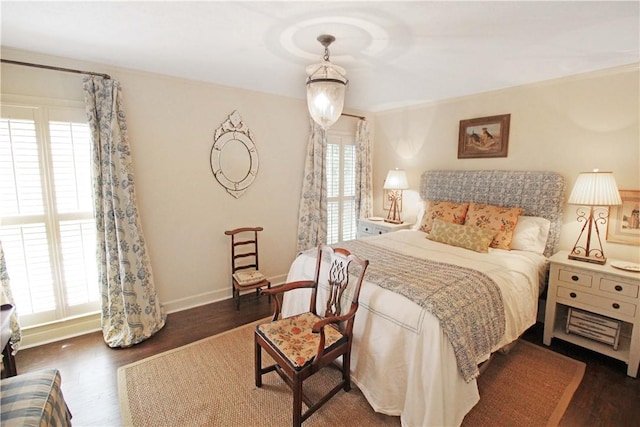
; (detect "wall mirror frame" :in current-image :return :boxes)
[210,110,259,198]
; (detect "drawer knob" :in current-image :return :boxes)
[571,275,579,281]
[612,303,620,309]
[378,231,383,234]
[569,292,577,298]
[615,285,623,292]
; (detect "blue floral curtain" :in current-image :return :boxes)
[355,119,373,219]
[0,241,21,355]
[296,118,373,252]
[296,119,327,252]
[82,76,165,348]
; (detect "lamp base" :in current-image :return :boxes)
[384,194,403,224]
[568,253,606,265]
[384,218,403,224]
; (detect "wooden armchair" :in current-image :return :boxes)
[224,227,271,310]
[254,244,369,426]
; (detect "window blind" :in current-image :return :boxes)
[326,131,357,245]
[0,102,99,326]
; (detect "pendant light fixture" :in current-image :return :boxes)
[306,34,348,129]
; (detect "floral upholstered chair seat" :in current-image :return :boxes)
[254,245,369,426]
[257,312,345,369]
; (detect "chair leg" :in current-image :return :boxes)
[293,376,303,427]
[343,352,351,392]
[234,287,240,310]
[255,338,263,388]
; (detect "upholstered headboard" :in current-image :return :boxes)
[420,170,566,257]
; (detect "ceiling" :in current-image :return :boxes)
[1,1,638,112]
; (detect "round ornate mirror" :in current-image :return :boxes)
[210,111,259,198]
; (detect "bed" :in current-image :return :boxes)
[282,170,566,427]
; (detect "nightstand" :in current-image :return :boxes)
[356,218,412,238]
[543,251,640,377]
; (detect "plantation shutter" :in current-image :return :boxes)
[0,102,99,327]
[325,131,357,245]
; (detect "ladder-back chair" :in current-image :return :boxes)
[254,244,369,427]
[224,227,270,310]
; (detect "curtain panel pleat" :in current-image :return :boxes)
[355,119,373,219]
[296,117,373,252]
[296,119,328,252]
[82,76,165,348]
[0,241,21,355]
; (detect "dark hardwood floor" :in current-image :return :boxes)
[12,295,640,427]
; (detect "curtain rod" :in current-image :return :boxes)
[341,113,366,120]
[1,59,111,79]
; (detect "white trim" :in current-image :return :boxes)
[17,274,287,349]
[1,93,85,109]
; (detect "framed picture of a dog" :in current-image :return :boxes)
[458,114,510,159]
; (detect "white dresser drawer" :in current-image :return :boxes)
[600,277,639,299]
[359,223,385,236]
[356,219,412,238]
[544,251,640,378]
[557,268,593,288]
[557,286,637,318]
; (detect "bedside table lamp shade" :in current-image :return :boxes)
[568,170,622,264]
[383,169,408,224]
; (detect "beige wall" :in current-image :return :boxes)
[373,64,640,262]
[0,48,316,318]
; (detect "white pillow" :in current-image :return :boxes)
[510,216,551,254]
[412,200,429,231]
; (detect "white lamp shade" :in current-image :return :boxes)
[383,169,409,190]
[306,61,347,129]
[568,170,622,206]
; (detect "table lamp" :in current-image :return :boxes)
[567,169,622,264]
[383,169,408,224]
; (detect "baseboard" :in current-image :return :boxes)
[18,274,287,349]
[20,313,102,349]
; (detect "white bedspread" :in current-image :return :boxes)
[282,230,547,427]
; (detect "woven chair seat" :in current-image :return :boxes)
[233,269,267,287]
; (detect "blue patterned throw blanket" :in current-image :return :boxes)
[330,239,505,382]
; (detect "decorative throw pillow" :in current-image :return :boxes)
[419,201,469,233]
[427,219,497,253]
[465,203,523,250]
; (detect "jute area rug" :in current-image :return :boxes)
[118,319,585,427]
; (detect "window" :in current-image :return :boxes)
[0,99,99,327]
[326,130,357,245]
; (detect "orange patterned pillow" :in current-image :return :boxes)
[419,201,470,233]
[465,203,523,249]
